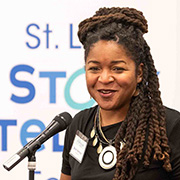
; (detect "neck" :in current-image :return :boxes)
[100,107,128,127]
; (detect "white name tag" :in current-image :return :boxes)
[69,130,89,163]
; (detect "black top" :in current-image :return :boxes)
[61,105,180,180]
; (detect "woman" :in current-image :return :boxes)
[60,7,180,180]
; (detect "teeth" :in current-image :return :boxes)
[101,90,111,94]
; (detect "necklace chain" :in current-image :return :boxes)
[97,108,116,145]
[90,107,119,150]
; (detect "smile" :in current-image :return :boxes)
[98,89,117,96]
[99,90,114,94]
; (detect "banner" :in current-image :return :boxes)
[0,0,179,179]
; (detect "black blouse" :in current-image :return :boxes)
[61,105,180,180]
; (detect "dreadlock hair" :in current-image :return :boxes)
[78,7,172,180]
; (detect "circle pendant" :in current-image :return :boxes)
[98,145,117,170]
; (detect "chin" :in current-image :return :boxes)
[98,104,116,111]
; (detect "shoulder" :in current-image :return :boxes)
[165,106,180,136]
[72,105,98,126]
[165,107,180,177]
[73,105,98,120]
[165,106,180,122]
[66,105,98,135]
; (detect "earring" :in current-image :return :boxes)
[133,84,140,97]
[133,89,140,97]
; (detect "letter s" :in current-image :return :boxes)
[26,23,40,49]
[10,64,35,103]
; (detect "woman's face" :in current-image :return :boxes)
[85,40,143,112]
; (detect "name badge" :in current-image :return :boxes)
[69,130,89,163]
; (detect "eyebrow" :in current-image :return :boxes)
[87,60,126,64]
[87,60,100,64]
[111,60,126,64]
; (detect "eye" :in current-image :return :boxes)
[87,66,101,72]
[112,66,125,73]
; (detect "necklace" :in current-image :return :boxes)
[90,107,125,170]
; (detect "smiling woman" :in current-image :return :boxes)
[85,40,143,123]
[60,7,180,180]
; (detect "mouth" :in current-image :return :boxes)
[98,90,115,93]
[98,89,117,96]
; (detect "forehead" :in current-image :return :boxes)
[86,40,134,64]
[88,40,127,56]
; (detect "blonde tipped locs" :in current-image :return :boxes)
[77,6,171,180]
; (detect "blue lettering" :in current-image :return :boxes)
[20,119,45,151]
[70,24,81,49]
[39,71,66,103]
[26,23,41,49]
[35,171,41,174]
[53,134,64,152]
[43,24,53,49]
[10,64,35,103]
[65,68,95,109]
[0,120,17,151]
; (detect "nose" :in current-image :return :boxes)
[98,70,114,84]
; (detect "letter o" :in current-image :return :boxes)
[64,68,95,109]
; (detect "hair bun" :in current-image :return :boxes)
[93,7,148,33]
[78,7,148,44]
[94,7,148,33]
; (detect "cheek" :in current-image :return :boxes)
[85,73,95,88]
[117,74,137,89]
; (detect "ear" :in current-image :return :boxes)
[137,63,143,83]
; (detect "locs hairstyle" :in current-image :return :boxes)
[78,7,172,180]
